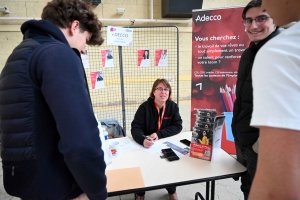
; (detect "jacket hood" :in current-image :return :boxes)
[21,20,69,46]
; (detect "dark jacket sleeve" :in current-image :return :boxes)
[156,102,182,139]
[36,45,107,200]
[131,103,147,145]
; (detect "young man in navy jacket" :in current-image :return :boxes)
[0,0,107,199]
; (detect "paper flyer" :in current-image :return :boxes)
[106,26,133,46]
[81,50,90,68]
[137,49,150,67]
[155,49,168,67]
[90,70,105,89]
[101,49,114,67]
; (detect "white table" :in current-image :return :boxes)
[106,131,246,200]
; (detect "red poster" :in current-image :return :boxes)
[191,7,250,154]
[101,49,114,67]
[101,49,107,67]
[137,49,150,67]
[155,49,168,67]
[90,71,104,89]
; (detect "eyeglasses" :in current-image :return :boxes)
[156,87,169,92]
[242,15,270,27]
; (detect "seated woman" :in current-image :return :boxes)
[131,78,182,200]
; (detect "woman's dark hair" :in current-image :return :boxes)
[42,0,103,45]
[143,50,149,59]
[149,78,172,101]
[242,0,262,19]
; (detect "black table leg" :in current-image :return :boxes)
[195,180,216,200]
[195,192,205,200]
[206,181,210,200]
[211,181,215,200]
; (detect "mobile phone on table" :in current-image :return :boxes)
[161,148,180,161]
[180,139,191,146]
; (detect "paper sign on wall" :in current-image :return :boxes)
[107,26,133,46]
[90,71,105,89]
[81,50,90,68]
[101,49,114,67]
[155,49,168,67]
[137,49,150,67]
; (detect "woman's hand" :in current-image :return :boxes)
[149,133,158,142]
[143,133,158,148]
[143,138,155,148]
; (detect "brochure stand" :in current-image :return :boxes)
[190,109,225,161]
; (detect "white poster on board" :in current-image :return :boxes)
[107,26,133,46]
[81,50,90,68]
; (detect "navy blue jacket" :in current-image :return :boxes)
[131,97,182,145]
[0,20,107,200]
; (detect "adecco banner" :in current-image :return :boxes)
[191,6,250,153]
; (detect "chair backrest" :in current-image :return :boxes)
[100,119,125,138]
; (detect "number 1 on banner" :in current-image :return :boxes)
[196,83,202,90]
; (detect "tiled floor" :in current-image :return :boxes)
[0,100,244,200]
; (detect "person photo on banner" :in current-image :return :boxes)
[131,78,182,200]
[231,0,281,199]
[156,49,168,67]
[138,49,150,67]
[106,49,113,59]
[248,0,300,199]
[97,71,103,81]
[95,71,104,89]
[199,130,209,145]
[142,49,149,59]
[161,49,168,59]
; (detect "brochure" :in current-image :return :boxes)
[190,109,225,161]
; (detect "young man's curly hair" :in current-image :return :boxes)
[42,0,104,45]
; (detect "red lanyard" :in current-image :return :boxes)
[155,103,166,132]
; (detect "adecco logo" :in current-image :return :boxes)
[195,14,222,22]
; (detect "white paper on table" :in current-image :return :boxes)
[129,139,190,158]
[130,139,190,158]
[108,137,136,151]
[131,140,168,154]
